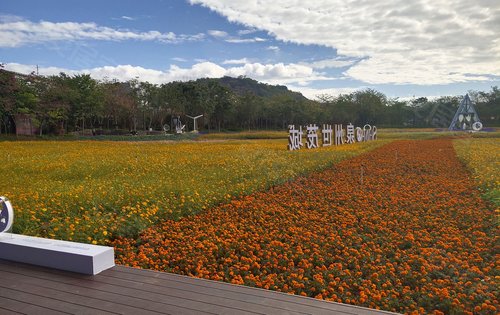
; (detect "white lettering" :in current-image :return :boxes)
[306,124,319,149]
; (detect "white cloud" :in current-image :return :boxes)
[266,46,280,52]
[345,52,494,85]
[4,60,332,87]
[224,62,330,84]
[171,57,188,62]
[287,86,362,100]
[222,58,251,64]
[189,0,500,85]
[0,17,205,47]
[238,28,257,35]
[0,14,24,23]
[121,16,136,21]
[302,58,358,69]
[3,63,70,76]
[225,37,266,43]
[166,62,227,81]
[3,62,226,83]
[208,29,267,43]
[207,29,228,38]
[5,60,342,99]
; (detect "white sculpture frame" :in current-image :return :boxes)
[0,196,14,234]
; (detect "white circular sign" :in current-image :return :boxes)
[472,121,483,131]
[0,196,14,233]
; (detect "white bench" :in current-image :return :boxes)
[0,233,114,275]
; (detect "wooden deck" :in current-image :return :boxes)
[0,259,398,315]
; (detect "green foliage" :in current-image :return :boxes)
[1,66,499,136]
[217,76,306,100]
[469,86,500,126]
[0,65,19,115]
[198,130,287,140]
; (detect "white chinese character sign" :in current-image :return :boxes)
[334,124,344,146]
[346,123,355,144]
[306,124,319,149]
[356,127,364,142]
[288,123,377,150]
[288,125,304,151]
[364,124,377,141]
[0,196,14,234]
[322,124,333,147]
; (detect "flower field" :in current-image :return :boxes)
[453,138,499,206]
[0,139,386,243]
[113,138,498,314]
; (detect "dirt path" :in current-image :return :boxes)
[113,139,498,314]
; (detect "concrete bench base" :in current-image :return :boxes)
[0,233,114,275]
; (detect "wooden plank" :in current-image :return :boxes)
[0,289,74,314]
[0,262,260,315]
[0,299,29,315]
[0,308,23,315]
[0,269,212,315]
[0,271,168,315]
[2,267,271,315]
[0,284,114,315]
[104,268,362,315]
[112,265,397,315]
[0,259,398,315]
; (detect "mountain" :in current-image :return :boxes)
[216,76,308,101]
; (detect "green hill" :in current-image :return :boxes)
[216,76,307,100]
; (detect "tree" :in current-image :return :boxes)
[1,65,498,134]
[0,65,20,133]
[101,81,131,130]
[212,86,234,132]
[474,86,500,126]
[328,93,357,124]
[36,75,74,135]
[58,73,104,133]
[384,99,414,127]
[234,92,260,130]
[351,89,387,125]
[125,79,142,132]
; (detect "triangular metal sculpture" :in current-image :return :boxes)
[448,94,483,131]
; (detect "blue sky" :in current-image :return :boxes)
[1,0,499,100]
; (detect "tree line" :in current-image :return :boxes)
[1,66,498,135]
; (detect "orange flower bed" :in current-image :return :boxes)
[113,139,498,314]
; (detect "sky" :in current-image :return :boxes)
[1,0,499,100]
